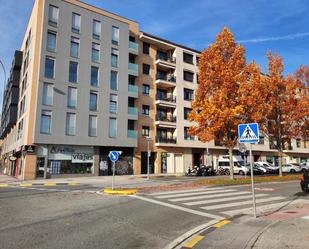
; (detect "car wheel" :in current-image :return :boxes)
[290,169,296,173]
[301,168,307,173]
[239,170,244,175]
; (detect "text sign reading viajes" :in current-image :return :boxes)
[108,151,119,162]
[238,123,259,143]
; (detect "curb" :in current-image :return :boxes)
[0,182,80,187]
[102,188,137,195]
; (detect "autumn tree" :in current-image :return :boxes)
[262,52,309,176]
[189,27,267,179]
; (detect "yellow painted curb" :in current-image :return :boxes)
[19,183,33,187]
[0,184,9,187]
[103,188,137,195]
[183,235,204,248]
[44,183,57,186]
[213,219,231,228]
[68,182,79,186]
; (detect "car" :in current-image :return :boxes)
[245,164,261,175]
[255,162,279,174]
[300,171,309,192]
[282,163,302,173]
[254,164,272,174]
[299,162,309,173]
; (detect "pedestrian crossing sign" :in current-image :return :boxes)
[238,123,259,143]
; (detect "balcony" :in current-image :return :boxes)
[128,84,138,98]
[128,63,138,76]
[155,94,176,108]
[155,115,177,128]
[155,74,176,88]
[127,129,138,138]
[129,41,139,55]
[155,136,177,144]
[128,106,138,120]
[155,54,176,69]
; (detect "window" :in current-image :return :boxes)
[19,96,26,117]
[143,42,150,54]
[142,105,150,115]
[46,31,56,52]
[48,5,59,26]
[142,126,150,137]
[296,139,301,148]
[66,113,76,135]
[42,83,53,106]
[184,71,194,82]
[40,111,52,134]
[92,43,100,63]
[88,115,97,137]
[91,66,99,87]
[70,37,79,58]
[67,87,77,108]
[45,57,55,79]
[109,94,117,113]
[69,61,78,83]
[143,64,150,75]
[184,127,194,140]
[184,88,194,101]
[109,118,117,138]
[17,119,24,140]
[112,26,119,45]
[72,13,81,33]
[110,71,118,91]
[184,107,192,120]
[142,84,150,95]
[111,48,118,67]
[89,92,98,111]
[258,136,265,145]
[92,20,101,39]
[183,52,194,64]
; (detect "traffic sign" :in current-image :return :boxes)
[109,151,119,162]
[238,123,259,143]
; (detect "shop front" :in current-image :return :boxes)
[36,145,94,177]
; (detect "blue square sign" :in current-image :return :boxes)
[238,123,259,143]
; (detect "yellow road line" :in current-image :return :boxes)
[68,182,79,186]
[19,183,33,187]
[44,183,57,186]
[0,184,9,187]
[183,235,204,248]
[103,188,137,195]
[213,219,231,228]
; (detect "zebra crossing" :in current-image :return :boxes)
[143,186,309,218]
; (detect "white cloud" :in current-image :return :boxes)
[237,32,309,43]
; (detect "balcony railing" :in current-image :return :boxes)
[156,136,177,144]
[156,115,176,122]
[127,130,138,138]
[156,54,176,64]
[128,106,138,115]
[156,94,176,103]
[156,74,176,82]
[129,41,139,52]
[128,84,138,93]
[128,63,138,73]
[184,135,195,141]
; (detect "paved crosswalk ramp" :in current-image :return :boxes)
[146,186,309,218]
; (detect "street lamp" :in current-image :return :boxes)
[146,136,152,180]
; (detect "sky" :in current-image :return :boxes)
[0,0,308,91]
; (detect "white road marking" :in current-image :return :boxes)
[201,196,286,210]
[149,187,224,196]
[184,194,268,206]
[132,195,224,220]
[169,191,251,202]
[302,215,309,220]
[156,189,236,199]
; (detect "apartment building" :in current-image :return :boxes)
[1,0,308,179]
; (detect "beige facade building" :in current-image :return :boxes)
[1,0,308,179]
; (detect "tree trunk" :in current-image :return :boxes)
[278,150,283,177]
[229,147,234,180]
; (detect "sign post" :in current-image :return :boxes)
[238,123,259,218]
[108,151,120,190]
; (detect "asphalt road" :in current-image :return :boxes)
[0,185,211,249]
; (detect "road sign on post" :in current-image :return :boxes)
[108,151,120,190]
[238,123,259,219]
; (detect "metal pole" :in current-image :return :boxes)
[147,139,150,180]
[112,161,115,190]
[250,143,257,218]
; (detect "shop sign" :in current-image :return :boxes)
[9,155,17,161]
[22,145,36,154]
[71,153,93,163]
[50,146,74,155]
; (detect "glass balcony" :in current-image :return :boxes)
[156,115,176,122]
[128,63,138,74]
[128,84,138,93]
[128,106,138,115]
[156,74,176,83]
[127,129,138,138]
[156,94,176,103]
[129,41,139,53]
[156,54,176,64]
[156,136,177,144]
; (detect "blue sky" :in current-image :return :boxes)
[0,0,308,89]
